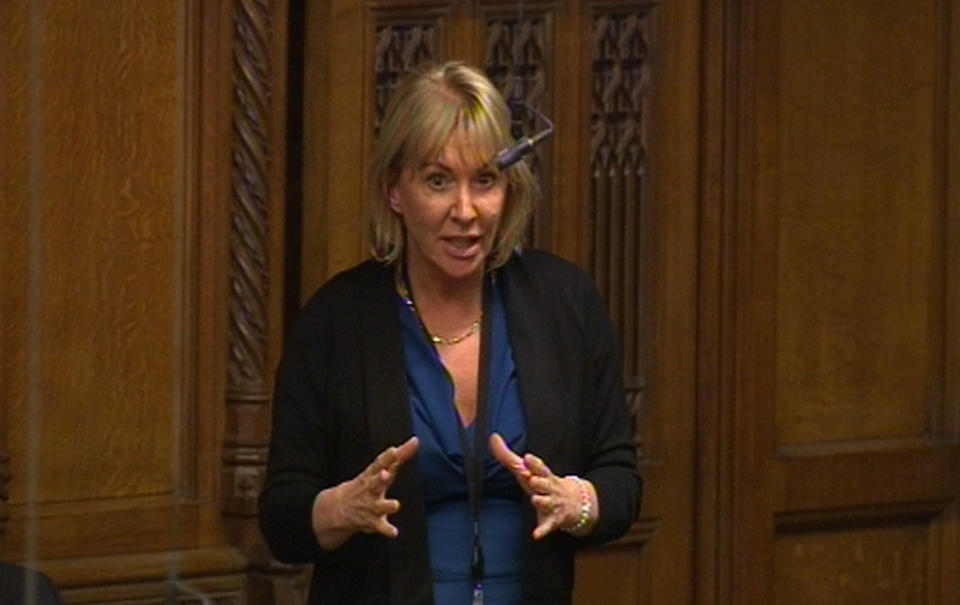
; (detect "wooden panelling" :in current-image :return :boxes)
[588,5,658,455]
[0,0,242,597]
[12,0,959,602]
[479,3,557,249]
[2,0,180,506]
[774,522,928,605]
[573,537,649,604]
[222,0,291,554]
[3,0,179,514]
[41,546,246,587]
[63,566,247,605]
[773,0,943,445]
[774,442,960,517]
[302,1,456,295]
[700,0,960,603]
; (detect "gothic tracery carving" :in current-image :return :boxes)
[373,20,439,134]
[484,13,549,176]
[591,8,657,452]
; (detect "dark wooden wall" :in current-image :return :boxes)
[1,0,299,602]
[699,1,960,603]
[1,1,957,604]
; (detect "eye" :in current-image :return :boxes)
[475,171,499,188]
[425,172,450,190]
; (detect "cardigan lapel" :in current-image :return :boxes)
[357,262,433,605]
[500,259,565,464]
[359,263,411,454]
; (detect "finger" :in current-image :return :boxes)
[376,497,401,515]
[374,516,400,538]
[392,436,420,467]
[373,436,420,473]
[530,493,555,512]
[373,446,398,472]
[489,433,527,474]
[377,469,405,495]
[528,475,556,494]
[533,516,559,540]
[523,453,552,477]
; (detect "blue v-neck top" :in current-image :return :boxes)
[398,281,527,604]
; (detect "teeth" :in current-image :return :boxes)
[449,238,474,249]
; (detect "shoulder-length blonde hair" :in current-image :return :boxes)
[368,61,540,269]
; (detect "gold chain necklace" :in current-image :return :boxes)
[395,269,482,346]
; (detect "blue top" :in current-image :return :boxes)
[399,281,527,604]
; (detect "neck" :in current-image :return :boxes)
[405,261,483,313]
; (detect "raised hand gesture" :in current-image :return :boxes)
[488,433,597,539]
[312,436,420,550]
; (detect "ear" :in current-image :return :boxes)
[387,188,402,214]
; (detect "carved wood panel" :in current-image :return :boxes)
[590,6,657,455]
[224,0,295,591]
[373,19,441,134]
[699,0,960,603]
[482,5,555,247]
[775,523,927,605]
[224,0,274,527]
[0,0,248,600]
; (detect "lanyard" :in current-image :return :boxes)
[398,266,494,603]
[452,278,492,605]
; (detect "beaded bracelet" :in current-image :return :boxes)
[562,475,593,534]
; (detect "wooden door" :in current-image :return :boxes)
[299,0,701,603]
[699,1,960,603]
[0,1,254,601]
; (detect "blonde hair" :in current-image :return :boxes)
[368,61,540,269]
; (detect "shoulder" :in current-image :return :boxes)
[501,248,602,304]
[297,259,392,319]
[499,248,612,341]
[285,259,393,350]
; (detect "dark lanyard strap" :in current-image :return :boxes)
[453,277,492,592]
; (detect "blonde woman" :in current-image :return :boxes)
[259,61,641,605]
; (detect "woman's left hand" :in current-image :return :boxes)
[488,433,597,539]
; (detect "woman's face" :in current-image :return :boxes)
[389,132,507,285]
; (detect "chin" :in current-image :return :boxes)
[435,257,485,282]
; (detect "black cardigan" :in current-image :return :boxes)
[258,249,642,604]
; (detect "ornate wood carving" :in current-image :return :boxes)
[225,0,311,596]
[225,0,272,523]
[483,7,553,248]
[590,7,657,454]
[373,18,440,134]
[483,11,550,175]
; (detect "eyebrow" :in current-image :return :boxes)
[417,160,452,172]
[417,160,498,174]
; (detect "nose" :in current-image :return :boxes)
[451,184,478,222]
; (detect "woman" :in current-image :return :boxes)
[258,61,641,604]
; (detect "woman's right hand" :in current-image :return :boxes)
[311,436,420,550]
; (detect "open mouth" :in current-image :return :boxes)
[442,236,482,258]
